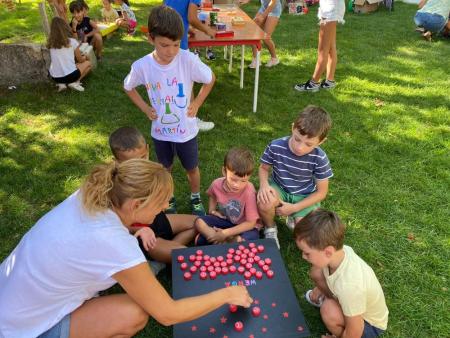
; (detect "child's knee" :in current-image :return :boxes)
[320,299,344,328]
[193,217,204,230]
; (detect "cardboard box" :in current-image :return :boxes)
[353,0,381,13]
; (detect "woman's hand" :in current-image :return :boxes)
[135,227,157,251]
[226,285,253,308]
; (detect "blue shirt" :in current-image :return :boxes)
[260,136,333,195]
[165,0,201,50]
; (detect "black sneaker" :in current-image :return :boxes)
[206,49,216,60]
[165,197,177,214]
[191,197,206,216]
[320,79,336,90]
[294,79,320,92]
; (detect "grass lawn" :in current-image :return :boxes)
[1,0,449,337]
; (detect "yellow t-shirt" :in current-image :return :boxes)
[323,245,389,330]
[101,7,119,23]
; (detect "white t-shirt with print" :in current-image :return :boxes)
[0,191,146,338]
[49,38,79,78]
[124,49,213,143]
[121,3,136,22]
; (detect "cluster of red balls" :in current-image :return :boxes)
[229,304,261,332]
[178,243,275,281]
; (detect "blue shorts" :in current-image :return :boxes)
[195,215,259,245]
[258,0,282,18]
[363,320,385,338]
[38,314,71,338]
[152,136,198,171]
[414,12,446,33]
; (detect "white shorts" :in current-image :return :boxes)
[318,0,346,24]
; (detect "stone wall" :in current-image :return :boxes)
[0,43,50,87]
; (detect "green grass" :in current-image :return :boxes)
[1,0,449,337]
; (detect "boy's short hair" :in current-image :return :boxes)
[293,105,332,141]
[78,0,89,10]
[224,147,254,177]
[109,127,146,159]
[69,0,83,13]
[147,5,184,41]
[293,209,345,250]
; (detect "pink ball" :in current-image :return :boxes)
[237,266,245,274]
[245,263,253,270]
[244,271,252,280]
[257,245,264,253]
[264,258,272,266]
[190,266,198,273]
[183,272,192,280]
[189,255,196,262]
[200,271,208,280]
[194,260,201,267]
[252,306,261,317]
[267,270,274,278]
[262,265,270,272]
[196,249,203,256]
[229,265,237,273]
[249,242,256,248]
[234,321,244,332]
[209,271,217,279]
[229,304,238,313]
[255,271,263,279]
[177,255,184,263]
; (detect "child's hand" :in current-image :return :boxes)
[257,185,277,205]
[226,285,253,308]
[144,106,158,120]
[135,227,157,251]
[206,27,216,39]
[187,101,200,117]
[210,210,226,219]
[207,228,228,244]
[275,201,296,217]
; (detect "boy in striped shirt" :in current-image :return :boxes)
[257,105,333,248]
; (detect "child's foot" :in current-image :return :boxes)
[422,31,432,42]
[320,79,336,90]
[206,49,216,60]
[196,117,215,132]
[305,289,324,308]
[191,197,206,216]
[165,197,177,214]
[68,81,85,92]
[264,227,280,249]
[265,57,280,68]
[248,58,261,69]
[286,216,295,231]
[294,79,320,92]
[56,83,67,92]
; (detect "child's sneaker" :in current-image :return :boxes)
[248,58,261,69]
[286,216,295,231]
[206,49,216,60]
[56,83,67,92]
[196,117,215,132]
[191,197,206,216]
[294,79,320,92]
[265,57,280,68]
[165,197,177,214]
[264,227,280,249]
[68,81,85,92]
[320,79,336,90]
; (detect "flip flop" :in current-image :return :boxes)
[305,289,324,308]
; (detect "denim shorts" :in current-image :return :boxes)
[363,320,385,338]
[414,12,446,33]
[258,0,282,18]
[152,136,198,171]
[38,314,71,338]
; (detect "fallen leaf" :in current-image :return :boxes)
[407,233,415,241]
[374,98,385,107]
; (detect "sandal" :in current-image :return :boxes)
[305,289,324,308]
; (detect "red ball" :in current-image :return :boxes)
[209,271,217,279]
[238,245,245,251]
[237,266,245,274]
[196,249,203,256]
[204,260,211,267]
[228,248,235,254]
[244,271,252,280]
[248,252,255,258]
[245,263,253,270]
[226,259,233,265]
[220,261,227,268]
[234,321,244,332]
[235,250,242,255]
[194,260,201,267]
[226,253,233,259]
[189,255,196,262]
[254,256,261,262]
[200,271,208,280]
[229,265,237,273]
[217,255,224,262]
[251,247,258,254]
[180,262,188,270]
[250,267,257,275]
[207,265,214,272]
[264,258,272,266]
[214,261,220,268]
[177,255,185,263]
[249,242,256,248]
[215,267,222,274]
[229,304,238,313]
[200,266,207,272]
[210,257,216,263]
[196,255,203,261]
[262,265,270,272]
[222,267,229,274]
[255,271,263,279]
[303,6,309,13]
[203,254,210,261]
[183,272,192,280]
[247,257,254,264]
[252,306,261,317]
[240,259,247,266]
[257,245,265,253]
[190,266,198,273]
[267,270,274,278]
[234,255,241,262]
[243,248,250,254]
[241,253,248,259]
[258,260,265,268]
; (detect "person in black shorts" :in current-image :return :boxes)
[109,126,198,264]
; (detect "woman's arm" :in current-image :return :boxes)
[114,263,253,325]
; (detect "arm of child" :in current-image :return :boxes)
[74,45,87,63]
[188,3,216,38]
[341,315,365,338]
[134,227,157,251]
[113,263,253,325]
[208,195,225,218]
[257,163,277,205]
[187,73,216,117]
[276,178,328,217]
[125,89,158,120]
[71,19,79,38]
[221,220,257,238]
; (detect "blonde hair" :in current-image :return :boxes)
[80,159,173,214]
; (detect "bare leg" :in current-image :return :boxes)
[257,189,281,228]
[91,33,103,58]
[194,217,216,242]
[309,266,334,299]
[312,21,337,83]
[252,13,265,57]
[186,167,200,194]
[320,298,345,337]
[70,294,148,338]
[146,238,185,263]
[325,25,337,81]
[167,214,197,245]
[262,16,279,59]
[76,60,91,80]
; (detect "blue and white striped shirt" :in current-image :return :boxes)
[260,137,333,195]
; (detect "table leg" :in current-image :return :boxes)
[240,45,245,89]
[253,50,260,113]
[228,45,233,73]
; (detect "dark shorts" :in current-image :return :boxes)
[138,212,174,259]
[195,215,260,246]
[363,320,385,338]
[52,69,81,84]
[38,314,70,338]
[152,136,198,171]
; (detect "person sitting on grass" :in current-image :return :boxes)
[124,5,216,217]
[257,105,333,249]
[194,147,260,245]
[114,0,137,35]
[294,209,389,338]
[47,16,91,92]
[0,159,253,337]
[69,0,103,59]
[414,0,450,41]
[101,0,119,23]
[109,126,198,274]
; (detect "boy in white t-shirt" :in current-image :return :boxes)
[294,209,388,338]
[124,5,215,217]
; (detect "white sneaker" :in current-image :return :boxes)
[265,58,280,68]
[264,227,280,249]
[196,118,215,132]
[149,260,166,276]
[248,58,261,69]
[286,216,295,231]
[56,83,67,92]
[68,81,85,92]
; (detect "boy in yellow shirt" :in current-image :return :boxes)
[294,209,388,337]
